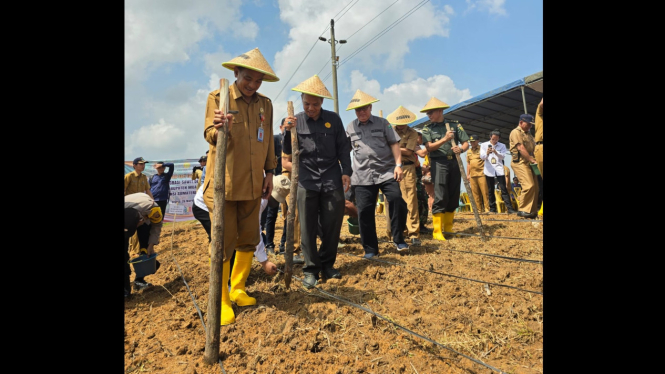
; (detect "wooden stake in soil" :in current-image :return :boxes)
[445,122,486,241]
[284,101,297,289]
[204,78,230,365]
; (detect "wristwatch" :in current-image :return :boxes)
[396,163,403,167]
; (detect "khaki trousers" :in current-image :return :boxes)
[207,197,261,262]
[398,164,419,238]
[535,144,543,178]
[281,192,300,252]
[512,161,539,214]
[469,176,490,212]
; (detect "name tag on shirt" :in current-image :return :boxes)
[257,127,264,142]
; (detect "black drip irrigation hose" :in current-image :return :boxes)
[442,231,542,241]
[455,217,543,223]
[167,217,227,374]
[276,268,507,374]
[339,235,542,264]
[338,252,542,295]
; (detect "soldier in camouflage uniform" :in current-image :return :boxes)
[420,97,469,241]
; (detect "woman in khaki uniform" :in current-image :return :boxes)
[204,48,278,326]
[509,114,539,218]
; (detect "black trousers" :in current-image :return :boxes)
[297,186,345,277]
[264,204,280,248]
[486,174,513,212]
[355,180,407,255]
[192,203,211,243]
[155,200,168,219]
[430,158,461,214]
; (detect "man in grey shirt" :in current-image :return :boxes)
[283,75,352,289]
[345,90,408,258]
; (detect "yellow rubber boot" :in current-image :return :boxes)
[538,202,543,218]
[443,212,456,237]
[221,260,236,326]
[229,251,256,307]
[432,213,446,241]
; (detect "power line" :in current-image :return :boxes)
[341,0,429,68]
[272,0,358,105]
[335,0,361,24]
[346,0,400,40]
[317,0,399,78]
[323,0,430,82]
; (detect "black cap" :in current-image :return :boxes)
[133,157,148,165]
[199,156,207,162]
[468,134,478,142]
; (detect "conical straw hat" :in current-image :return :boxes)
[419,97,450,112]
[387,106,417,125]
[221,48,279,82]
[346,89,379,111]
[291,75,332,99]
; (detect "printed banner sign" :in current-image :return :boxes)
[124,158,202,223]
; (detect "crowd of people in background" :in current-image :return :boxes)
[124,48,543,324]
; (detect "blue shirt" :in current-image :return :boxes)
[149,162,175,202]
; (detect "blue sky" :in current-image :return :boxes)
[125,0,542,164]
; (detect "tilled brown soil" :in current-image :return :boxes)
[124,212,543,374]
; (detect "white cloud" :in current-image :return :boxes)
[344,70,472,121]
[264,0,453,104]
[443,5,455,15]
[465,0,507,16]
[125,0,258,86]
[402,68,418,82]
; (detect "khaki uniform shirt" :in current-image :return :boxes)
[421,120,470,159]
[125,192,163,246]
[203,82,277,203]
[394,125,419,165]
[466,145,485,177]
[509,126,536,165]
[192,169,202,190]
[535,103,543,143]
[124,170,150,196]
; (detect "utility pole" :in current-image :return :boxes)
[330,19,339,114]
[319,20,346,115]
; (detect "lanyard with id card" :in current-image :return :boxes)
[258,107,265,142]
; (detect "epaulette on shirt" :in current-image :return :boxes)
[257,92,271,101]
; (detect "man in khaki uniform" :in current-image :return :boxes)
[204,48,278,325]
[125,157,154,198]
[509,114,539,218]
[387,105,421,246]
[534,98,543,216]
[465,135,490,213]
[124,157,154,256]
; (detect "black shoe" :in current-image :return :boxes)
[133,279,153,291]
[302,273,318,289]
[517,211,536,218]
[363,252,378,259]
[322,265,341,281]
[293,254,305,265]
[506,209,517,214]
[266,245,275,255]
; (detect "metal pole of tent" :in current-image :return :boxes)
[520,86,528,114]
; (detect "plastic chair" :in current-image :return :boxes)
[514,187,522,197]
[461,192,472,212]
[494,190,506,213]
